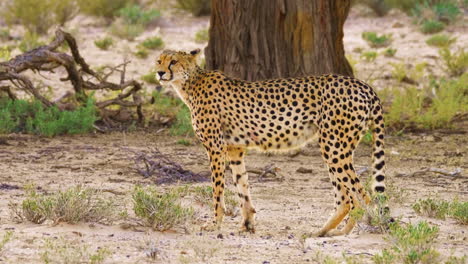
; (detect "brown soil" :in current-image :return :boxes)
[1,5,467,264]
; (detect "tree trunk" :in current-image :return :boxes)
[205,0,353,81]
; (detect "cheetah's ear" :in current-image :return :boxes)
[190,49,201,56]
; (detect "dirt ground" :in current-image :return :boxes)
[0,5,467,264]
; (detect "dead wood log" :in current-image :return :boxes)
[0,29,146,127]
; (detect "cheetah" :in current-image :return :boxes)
[155,49,387,237]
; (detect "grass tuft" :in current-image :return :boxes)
[141,37,164,50]
[94,37,114,50]
[361,51,378,62]
[362,32,392,48]
[141,72,159,84]
[426,34,456,47]
[439,47,468,77]
[420,19,445,34]
[41,237,110,264]
[175,0,211,16]
[11,185,116,224]
[132,186,194,231]
[194,28,209,43]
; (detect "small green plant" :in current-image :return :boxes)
[426,34,456,47]
[141,72,159,84]
[383,48,397,57]
[170,105,193,136]
[439,47,468,77]
[362,31,392,48]
[134,46,149,58]
[175,0,211,16]
[94,37,114,50]
[362,130,373,145]
[78,0,133,19]
[194,28,209,43]
[374,221,440,264]
[176,139,192,146]
[41,238,110,264]
[361,51,378,62]
[132,186,194,231]
[413,198,450,219]
[11,185,116,224]
[3,0,53,34]
[420,19,445,34]
[19,31,45,52]
[141,36,164,50]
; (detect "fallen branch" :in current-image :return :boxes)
[247,164,283,182]
[0,28,146,127]
[396,167,463,178]
[127,148,207,184]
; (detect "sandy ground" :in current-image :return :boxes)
[0,5,467,264]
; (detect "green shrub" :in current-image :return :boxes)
[78,0,134,19]
[118,4,160,25]
[19,31,45,52]
[0,97,96,137]
[426,34,457,47]
[420,19,445,34]
[12,185,116,224]
[110,20,145,41]
[94,37,114,50]
[373,221,441,264]
[355,0,391,16]
[383,48,397,57]
[361,51,378,61]
[141,72,159,84]
[439,47,468,77]
[53,0,79,26]
[413,1,461,24]
[132,186,194,231]
[170,105,193,136]
[141,37,164,50]
[362,31,392,48]
[176,139,191,146]
[175,0,211,16]
[194,28,209,43]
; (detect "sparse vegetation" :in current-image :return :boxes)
[134,46,150,58]
[383,73,467,129]
[194,28,209,43]
[118,4,160,26]
[94,37,114,50]
[0,97,96,137]
[175,0,211,16]
[0,231,13,255]
[2,0,77,34]
[176,139,192,145]
[191,186,237,215]
[383,47,397,57]
[110,21,145,40]
[373,221,440,264]
[141,36,164,50]
[426,34,456,47]
[361,50,378,61]
[362,31,392,48]
[152,91,194,136]
[141,72,159,84]
[439,47,468,77]
[41,238,110,264]
[132,186,194,231]
[413,198,468,225]
[11,185,116,224]
[19,31,45,52]
[77,0,134,20]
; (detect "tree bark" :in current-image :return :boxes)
[206,0,353,81]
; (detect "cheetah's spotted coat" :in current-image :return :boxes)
[155,49,386,236]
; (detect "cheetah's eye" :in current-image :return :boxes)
[157,60,161,64]
[170,60,178,65]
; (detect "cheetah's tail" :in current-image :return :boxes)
[370,103,386,195]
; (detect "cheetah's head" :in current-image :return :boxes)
[155,49,201,83]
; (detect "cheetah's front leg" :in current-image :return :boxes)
[227,147,256,233]
[202,146,227,231]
